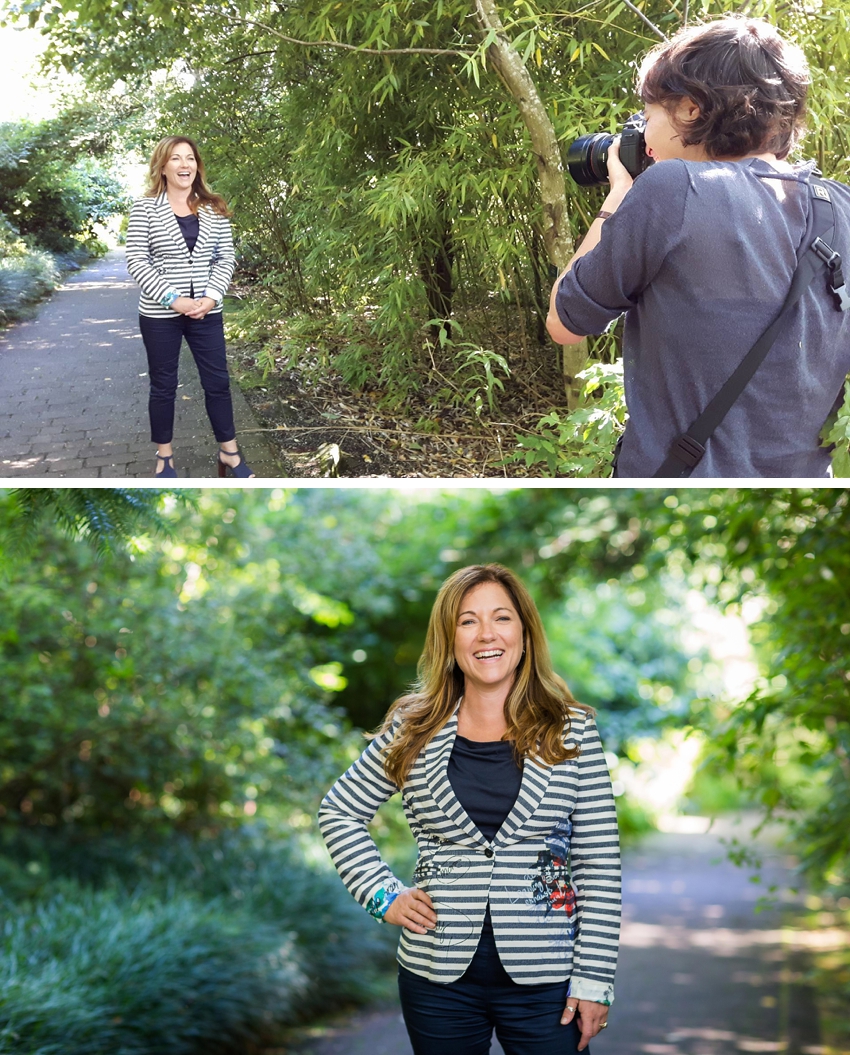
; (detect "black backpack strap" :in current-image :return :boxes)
[653,175,849,478]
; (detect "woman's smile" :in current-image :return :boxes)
[163,144,198,192]
[454,581,523,692]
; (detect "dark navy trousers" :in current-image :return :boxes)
[139,312,236,444]
[397,914,585,1055]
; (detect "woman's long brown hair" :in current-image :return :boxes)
[373,564,591,787]
[144,136,231,217]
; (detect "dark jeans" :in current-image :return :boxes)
[398,926,584,1055]
[139,312,236,444]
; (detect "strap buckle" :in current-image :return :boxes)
[811,238,850,311]
[832,281,850,312]
[812,237,841,268]
[671,434,706,468]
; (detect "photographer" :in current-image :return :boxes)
[547,16,850,478]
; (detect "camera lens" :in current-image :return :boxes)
[566,133,614,187]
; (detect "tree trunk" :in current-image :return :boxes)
[473,0,587,406]
[419,207,456,341]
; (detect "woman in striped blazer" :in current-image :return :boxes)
[126,136,254,478]
[319,564,620,1055]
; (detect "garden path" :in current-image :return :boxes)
[282,816,821,1055]
[0,249,280,479]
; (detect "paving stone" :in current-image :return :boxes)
[0,250,282,480]
[35,430,89,443]
[30,442,68,455]
[83,455,132,468]
[42,459,84,473]
[79,444,132,458]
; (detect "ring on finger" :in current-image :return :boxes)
[566,1006,576,1013]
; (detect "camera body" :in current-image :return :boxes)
[567,113,654,187]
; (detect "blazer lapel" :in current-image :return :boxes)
[195,205,212,256]
[494,750,553,845]
[423,705,487,847]
[156,192,191,258]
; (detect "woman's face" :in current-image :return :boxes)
[162,142,198,192]
[643,99,707,162]
[453,581,524,696]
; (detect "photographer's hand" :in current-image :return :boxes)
[546,136,634,345]
[604,136,634,203]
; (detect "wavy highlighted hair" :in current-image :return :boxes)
[373,564,591,787]
[144,136,231,217]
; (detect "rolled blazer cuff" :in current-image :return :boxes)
[567,976,614,1005]
[365,878,405,921]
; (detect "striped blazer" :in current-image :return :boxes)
[125,193,236,318]
[318,706,620,1002]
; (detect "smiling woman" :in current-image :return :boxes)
[318,563,622,1055]
[125,135,255,479]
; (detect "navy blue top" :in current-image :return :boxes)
[447,734,522,841]
[174,212,200,253]
[447,734,523,983]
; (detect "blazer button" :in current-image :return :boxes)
[484,848,494,858]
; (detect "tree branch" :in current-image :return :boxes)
[223,50,279,65]
[230,18,473,58]
[621,0,668,40]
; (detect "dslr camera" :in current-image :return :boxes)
[567,112,653,186]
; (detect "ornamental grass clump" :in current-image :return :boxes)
[0,884,305,1055]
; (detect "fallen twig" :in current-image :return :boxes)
[239,422,534,438]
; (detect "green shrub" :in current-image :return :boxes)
[0,120,128,256]
[1,828,397,1015]
[507,360,625,478]
[0,240,59,324]
[615,794,655,846]
[0,884,305,1055]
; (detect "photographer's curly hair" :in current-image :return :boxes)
[637,16,810,161]
[371,564,591,788]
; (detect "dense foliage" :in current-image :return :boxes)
[9,0,850,468]
[0,487,702,835]
[0,100,130,324]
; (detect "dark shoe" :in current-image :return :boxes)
[155,453,178,478]
[217,446,255,478]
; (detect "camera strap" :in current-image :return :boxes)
[652,174,850,478]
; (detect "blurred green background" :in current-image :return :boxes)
[1,486,848,1054]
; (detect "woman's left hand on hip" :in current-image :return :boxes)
[561,998,609,1049]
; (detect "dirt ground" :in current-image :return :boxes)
[226,332,567,479]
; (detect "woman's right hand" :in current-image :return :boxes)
[172,296,200,314]
[383,887,437,933]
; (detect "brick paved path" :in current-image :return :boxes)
[282,818,820,1055]
[0,250,281,479]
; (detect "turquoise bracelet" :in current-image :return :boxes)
[160,290,179,308]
